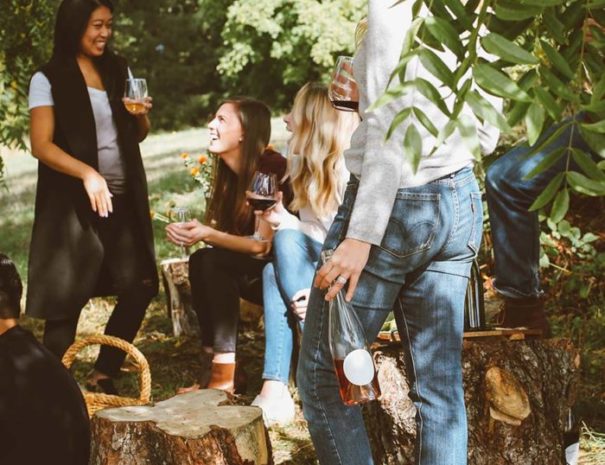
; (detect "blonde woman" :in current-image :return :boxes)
[252,82,357,425]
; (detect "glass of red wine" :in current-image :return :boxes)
[246,172,278,240]
[329,56,359,112]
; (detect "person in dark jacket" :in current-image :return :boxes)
[166,97,291,394]
[0,253,90,465]
[27,0,158,394]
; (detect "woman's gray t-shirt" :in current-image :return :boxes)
[29,71,127,194]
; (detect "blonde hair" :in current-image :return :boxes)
[287,82,358,218]
[355,17,368,50]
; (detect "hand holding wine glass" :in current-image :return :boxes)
[172,207,191,257]
[246,172,278,240]
[329,56,359,112]
[123,78,152,116]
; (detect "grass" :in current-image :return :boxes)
[1,124,603,464]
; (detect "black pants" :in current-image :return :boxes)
[43,196,156,377]
[189,247,266,353]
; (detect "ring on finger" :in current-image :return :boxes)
[335,275,348,285]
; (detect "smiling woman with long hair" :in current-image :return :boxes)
[26,0,158,394]
[165,97,291,394]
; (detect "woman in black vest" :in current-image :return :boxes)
[27,0,158,394]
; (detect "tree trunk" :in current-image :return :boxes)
[160,258,199,337]
[90,390,272,465]
[364,337,579,465]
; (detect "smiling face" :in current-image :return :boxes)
[208,103,244,160]
[79,5,113,58]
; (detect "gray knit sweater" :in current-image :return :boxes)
[345,0,501,246]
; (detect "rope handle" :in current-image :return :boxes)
[62,334,151,404]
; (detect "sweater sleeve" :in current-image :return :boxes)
[345,0,409,245]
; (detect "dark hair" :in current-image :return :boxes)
[0,254,23,319]
[52,0,114,60]
[205,98,272,235]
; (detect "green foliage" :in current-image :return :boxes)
[385,0,605,223]
[218,0,366,107]
[0,0,57,178]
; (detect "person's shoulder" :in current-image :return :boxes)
[259,148,287,169]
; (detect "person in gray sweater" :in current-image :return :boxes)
[297,1,500,464]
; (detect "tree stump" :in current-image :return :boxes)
[364,338,579,465]
[160,258,199,337]
[91,390,272,465]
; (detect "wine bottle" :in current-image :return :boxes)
[322,250,381,405]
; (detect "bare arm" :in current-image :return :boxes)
[30,106,113,217]
[166,219,273,256]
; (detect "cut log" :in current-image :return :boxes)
[160,258,199,337]
[364,338,579,465]
[91,389,272,465]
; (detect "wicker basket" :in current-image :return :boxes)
[62,334,152,416]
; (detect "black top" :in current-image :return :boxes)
[0,326,90,465]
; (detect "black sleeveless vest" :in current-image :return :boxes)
[26,53,158,319]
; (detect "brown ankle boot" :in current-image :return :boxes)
[494,296,550,336]
[207,362,236,393]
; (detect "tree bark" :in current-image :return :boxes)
[160,258,199,337]
[364,338,579,465]
[91,390,272,465]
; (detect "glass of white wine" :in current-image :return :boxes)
[171,207,191,258]
[124,78,148,115]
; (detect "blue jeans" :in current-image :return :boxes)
[297,167,482,465]
[262,229,323,384]
[485,117,593,299]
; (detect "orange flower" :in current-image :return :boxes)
[190,167,200,176]
[180,152,190,159]
[198,154,208,164]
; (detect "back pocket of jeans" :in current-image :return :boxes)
[467,192,483,255]
[377,192,440,258]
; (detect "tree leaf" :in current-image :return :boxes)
[533,87,562,120]
[368,86,406,112]
[465,90,511,132]
[431,120,457,154]
[402,17,424,55]
[543,7,566,44]
[550,187,569,223]
[525,102,546,146]
[403,124,423,174]
[457,115,481,160]
[571,148,605,181]
[581,120,605,134]
[539,66,578,101]
[540,40,575,80]
[523,146,567,180]
[494,1,543,20]
[481,33,539,64]
[443,0,474,29]
[507,101,531,127]
[386,108,413,140]
[529,172,565,211]
[520,0,567,6]
[526,122,572,158]
[424,16,465,58]
[567,171,605,196]
[418,48,454,88]
[579,127,605,158]
[413,78,451,117]
[473,64,532,102]
[412,106,438,137]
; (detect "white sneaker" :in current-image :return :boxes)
[251,391,296,426]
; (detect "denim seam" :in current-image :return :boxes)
[311,300,344,464]
[398,297,424,465]
[443,183,460,252]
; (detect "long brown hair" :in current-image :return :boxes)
[204,97,272,235]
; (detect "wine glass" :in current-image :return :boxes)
[329,56,359,112]
[172,207,191,257]
[124,78,148,115]
[245,172,278,240]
